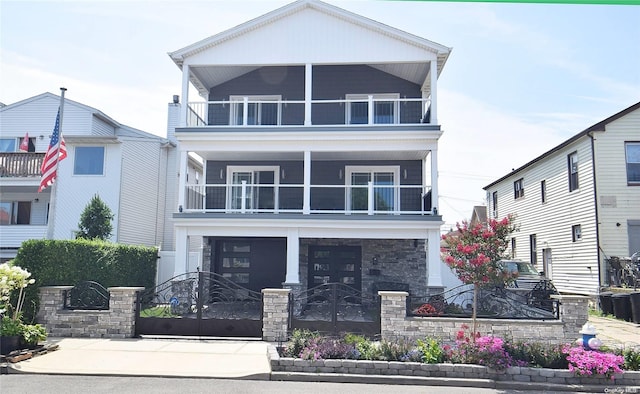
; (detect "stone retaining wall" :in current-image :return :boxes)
[270,357,640,387]
[37,286,143,338]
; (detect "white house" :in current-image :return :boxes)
[165,0,459,296]
[484,101,640,296]
[0,92,182,261]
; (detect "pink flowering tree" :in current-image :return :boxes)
[441,215,518,337]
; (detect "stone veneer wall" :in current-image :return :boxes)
[301,239,427,296]
[37,286,143,338]
[379,291,589,343]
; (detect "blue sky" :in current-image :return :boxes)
[1,0,639,229]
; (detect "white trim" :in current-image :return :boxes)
[229,95,282,126]
[345,165,400,213]
[226,165,281,212]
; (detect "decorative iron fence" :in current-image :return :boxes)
[63,281,110,310]
[289,282,380,337]
[407,284,559,320]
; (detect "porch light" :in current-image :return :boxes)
[339,169,343,180]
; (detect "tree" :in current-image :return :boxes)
[440,215,517,338]
[76,194,114,240]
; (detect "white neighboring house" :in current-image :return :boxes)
[0,92,189,261]
[483,101,640,296]
[166,0,460,296]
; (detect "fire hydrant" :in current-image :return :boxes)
[577,322,602,350]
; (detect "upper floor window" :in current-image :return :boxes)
[626,142,640,185]
[230,95,280,126]
[492,191,498,218]
[346,94,399,125]
[541,180,547,203]
[74,146,105,175]
[568,151,579,191]
[514,178,524,199]
[346,166,399,213]
[227,166,279,211]
[0,201,31,225]
[0,139,16,152]
[572,224,582,242]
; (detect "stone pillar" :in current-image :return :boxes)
[262,288,291,343]
[552,294,589,341]
[107,287,145,338]
[379,291,408,342]
[37,286,73,332]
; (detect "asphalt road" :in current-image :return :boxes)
[0,375,545,394]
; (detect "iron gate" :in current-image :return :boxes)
[135,271,263,337]
[289,283,380,337]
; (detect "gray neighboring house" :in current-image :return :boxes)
[484,101,640,296]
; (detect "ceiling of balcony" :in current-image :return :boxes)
[191,150,429,162]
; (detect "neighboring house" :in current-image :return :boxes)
[483,101,640,296]
[0,92,184,261]
[166,0,459,296]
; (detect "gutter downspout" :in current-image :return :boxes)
[588,131,602,291]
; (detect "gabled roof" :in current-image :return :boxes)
[169,0,451,96]
[483,100,640,190]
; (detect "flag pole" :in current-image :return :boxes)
[46,87,67,239]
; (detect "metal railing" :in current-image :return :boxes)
[186,97,431,127]
[0,152,44,177]
[183,182,434,215]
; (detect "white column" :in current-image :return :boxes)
[305,63,312,125]
[426,231,443,287]
[430,148,438,214]
[174,227,188,276]
[430,59,438,125]
[177,149,188,211]
[180,64,190,127]
[285,228,300,284]
[303,151,311,214]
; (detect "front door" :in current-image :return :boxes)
[308,245,362,292]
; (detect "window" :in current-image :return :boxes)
[530,234,537,265]
[568,151,579,191]
[572,225,582,242]
[0,201,31,225]
[541,180,547,203]
[626,142,640,185]
[346,166,399,213]
[492,191,498,218]
[74,146,105,175]
[346,94,399,125]
[230,95,280,126]
[514,178,524,199]
[0,139,16,152]
[511,238,516,258]
[218,241,251,284]
[227,166,278,211]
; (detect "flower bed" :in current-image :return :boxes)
[271,328,640,387]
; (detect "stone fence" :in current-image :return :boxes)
[38,286,143,338]
[38,287,588,344]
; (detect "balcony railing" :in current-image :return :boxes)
[183,182,433,215]
[0,152,44,177]
[185,97,431,127]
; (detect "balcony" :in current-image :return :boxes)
[0,152,44,177]
[183,182,434,216]
[186,96,431,128]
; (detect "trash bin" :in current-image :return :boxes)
[612,293,632,322]
[599,292,614,316]
[630,292,640,324]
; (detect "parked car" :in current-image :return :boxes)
[499,259,546,290]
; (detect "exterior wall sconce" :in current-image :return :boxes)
[339,169,343,180]
[403,169,407,179]
[178,205,183,213]
[219,169,224,179]
[281,168,286,180]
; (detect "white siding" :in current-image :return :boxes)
[486,137,599,295]
[594,109,640,258]
[117,139,164,246]
[92,116,117,136]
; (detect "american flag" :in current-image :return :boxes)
[39,108,67,192]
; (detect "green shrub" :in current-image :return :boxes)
[284,329,320,357]
[416,337,446,363]
[504,340,568,369]
[13,239,157,322]
[343,333,381,360]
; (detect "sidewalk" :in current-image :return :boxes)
[6,337,272,379]
[588,315,640,349]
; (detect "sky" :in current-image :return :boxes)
[1,0,639,231]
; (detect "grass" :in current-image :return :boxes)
[139,305,179,318]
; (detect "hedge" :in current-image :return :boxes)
[13,239,158,322]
